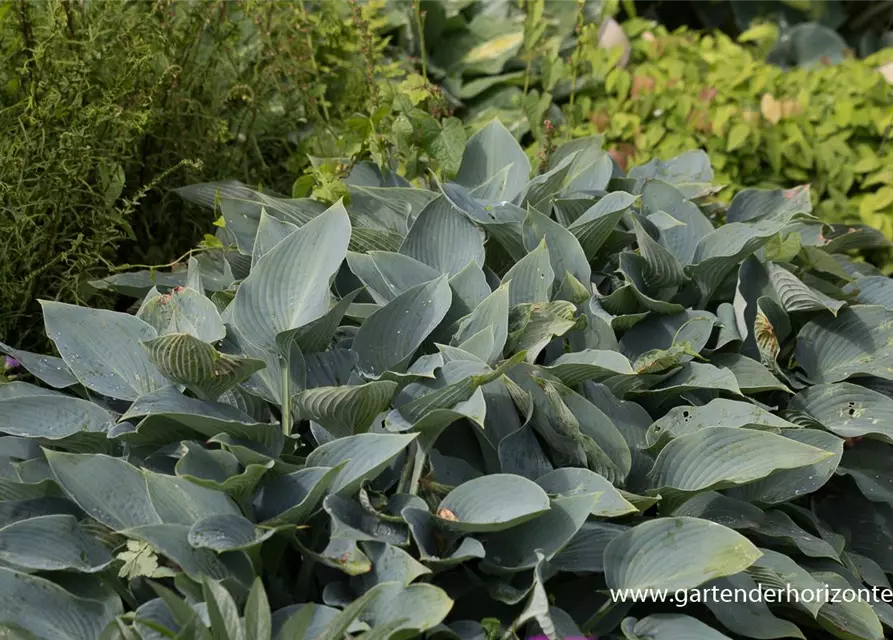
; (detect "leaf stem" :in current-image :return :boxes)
[280,357,291,436]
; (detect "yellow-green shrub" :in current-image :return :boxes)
[564,20,893,236]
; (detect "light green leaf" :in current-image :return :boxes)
[605,517,761,591]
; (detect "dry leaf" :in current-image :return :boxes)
[437,508,459,522]
[761,93,782,124]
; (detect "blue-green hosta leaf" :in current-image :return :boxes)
[252,208,298,267]
[767,262,845,315]
[127,523,251,584]
[632,149,714,186]
[746,509,840,561]
[0,514,113,572]
[727,186,812,223]
[137,286,225,343]
[434,474,550,532]
[402,506,485,570]
[521,151,577,211]
[709,353,791,394]
[0,341,77,389]
[604,517,761,591]
[645,398,799,451]
[687,216,796,303]
[351,541,431,595]
[846,276,893,309]
[536,468,637,517]
[616,254,686,315]
[144,471,239,526]
[46,451,161,529]
[796,306,893,383]
[232,201,351,351]
[629,363,743,406]
[348,184,436,233]
[550,521,627,572]
[455,119,530,202]
[501,238,554,306]
[621,614,732,640]
[726,429,842,505]
[175,441,272,497]
[0,395,113,440]
[256,465,342,525]
[671,492,764,530]
[353,276,452,377]
[814,572,884,640]
[399,196,485,277]
[648,426,833,494]
[791,382,893,443]
[40,302,167,401]
[121,386,283,455]
[305,433,418,496]
[839,444,893,506]
[567,191,639,259]
[522,206,591,286]
[483,493,599,572]
[641,180,714,265]
[632,218,686,289]
[620,310,716,362]
[0,568,122,640]
[700,573,805,640]
[201,576,242,640]
[358,582,453,637]
[747,548,828,617]
[188,513,277,552]
[283,288,362,354]
[453,284,509,364]
[542,349,635,386]
[143,333,265,401]
[324,495,408,546]
[293,381,398,439]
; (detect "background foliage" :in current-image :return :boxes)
[0,0,441,350]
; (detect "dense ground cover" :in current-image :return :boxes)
[4,125,893,639]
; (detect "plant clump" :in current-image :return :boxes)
[2,122,893,639]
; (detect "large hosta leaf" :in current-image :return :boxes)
[0,395,113,440]
[0,568,122,640]
[622,614,732,640]
[232,202,351,351]
[435,474,550,532]
[305,433,417,495]
[400,196,485,277]
[0,514,113,572]
[40,302,167,400]
[455,119,530,202]
[791,382,893,443]
[648,427,832,493]
[605,517,761,591]
[353,277,452,377]
[796,306,893,383]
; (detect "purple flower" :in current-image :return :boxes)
[4,356,19,371]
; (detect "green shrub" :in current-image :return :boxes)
[567,22,893,241]
[0,0,440,350]
[4,125,893,639]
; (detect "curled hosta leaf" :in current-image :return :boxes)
[143,333,265,401]
[293,381,398,438]
[137,286,225,342]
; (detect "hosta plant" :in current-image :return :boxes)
[4,122,893,639]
